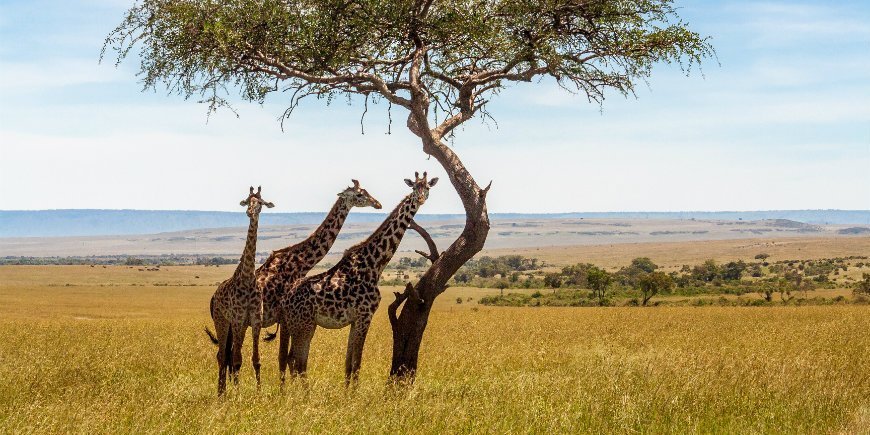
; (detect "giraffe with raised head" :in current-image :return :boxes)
[276,172,438,384]
[206,186,274,396]
[258,180,381,335]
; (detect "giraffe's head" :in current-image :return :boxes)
[239,186,275,218]
[404,171,439,205]
[337,179,382,209]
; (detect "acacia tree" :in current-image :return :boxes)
[637,271,673,306]
[104,0,712,381]
[586,266,611,306]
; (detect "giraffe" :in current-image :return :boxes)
[257,180,382,334]
[206,186,274,396]
[276,172,438,384]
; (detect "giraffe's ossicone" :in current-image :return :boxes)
[276,172,438,384]
[205,186,274,396]
[256,180,382,331]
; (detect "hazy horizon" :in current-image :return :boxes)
[2,209,868,239]
[1,207,869,215]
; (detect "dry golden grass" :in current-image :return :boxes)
[1,264,869,433]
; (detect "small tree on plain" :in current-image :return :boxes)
[759,281,774,302]
[495,279,510,297]
[543,273,563,294]
[630,257,659,274]
[587,266,612,306]
[720,260,747,281]
[854,273,870,296]
[637,271,673,306]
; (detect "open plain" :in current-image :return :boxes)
[1,235,869,433]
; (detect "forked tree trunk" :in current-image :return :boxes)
[389,209,489,378]
[388,116,490,381]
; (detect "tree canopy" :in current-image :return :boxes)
[104,0,713,133]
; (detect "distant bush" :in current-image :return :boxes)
[124,257,144,266]
[855,273,870,296]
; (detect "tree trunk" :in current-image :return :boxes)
[389,203,489,380]
[389,114,490,381]
[389,298,432,378]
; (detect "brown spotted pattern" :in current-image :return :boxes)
[276,173,438,384]
[256,180,381,329]
[208,186,273,396]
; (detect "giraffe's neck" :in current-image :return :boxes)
[235,213,259,282]
[353,194,418,276]
[298,198,350,270]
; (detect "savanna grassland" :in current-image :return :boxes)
[1,239,869,434]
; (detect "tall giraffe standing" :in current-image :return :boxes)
[276,172,438,384]
[258,180,381,336]
[207,186,274,396]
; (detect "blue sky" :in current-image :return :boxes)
[0,0,868,213]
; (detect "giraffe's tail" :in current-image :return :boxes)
[204,327,219,345]
[204,296,219,345]
[263,325,278,342]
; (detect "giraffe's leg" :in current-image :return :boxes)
[251,323,262,390]
[230,324,247,386]
[278,324,290,385]
[345,316,372,386]
[214,317,230,396]
[289,324,315,378]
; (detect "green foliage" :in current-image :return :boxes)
[720,261,747,281]
[194,256,238,266]
[480,290,601,307]
[749,264,763,278]
[856,273,870,296]
[560,263,595,287]
[615,257,660,287]
[543,272,563,289]
[124,257,145,266]
[104,0,714,123]
[637,271,674,305]
[691,259,719,282]
[758,281,775,302]
[631,257,659,273]
[451,253,856,302]
[399,257,429,268]
[586,266,612,306]
[456,255,539,281]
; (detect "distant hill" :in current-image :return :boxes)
[0,209,868,238]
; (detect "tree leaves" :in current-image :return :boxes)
[104,0,713,129]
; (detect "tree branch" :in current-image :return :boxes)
[388,285,410,330]
[388,282,423,329]
[409,219,440,263]
[247,50,413,109]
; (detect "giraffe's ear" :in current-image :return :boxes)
[263,202,275,208]
[240,199,249,207]
[428,177,439,187]
[404,179,414,187]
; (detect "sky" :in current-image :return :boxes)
[0,0,868,214]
